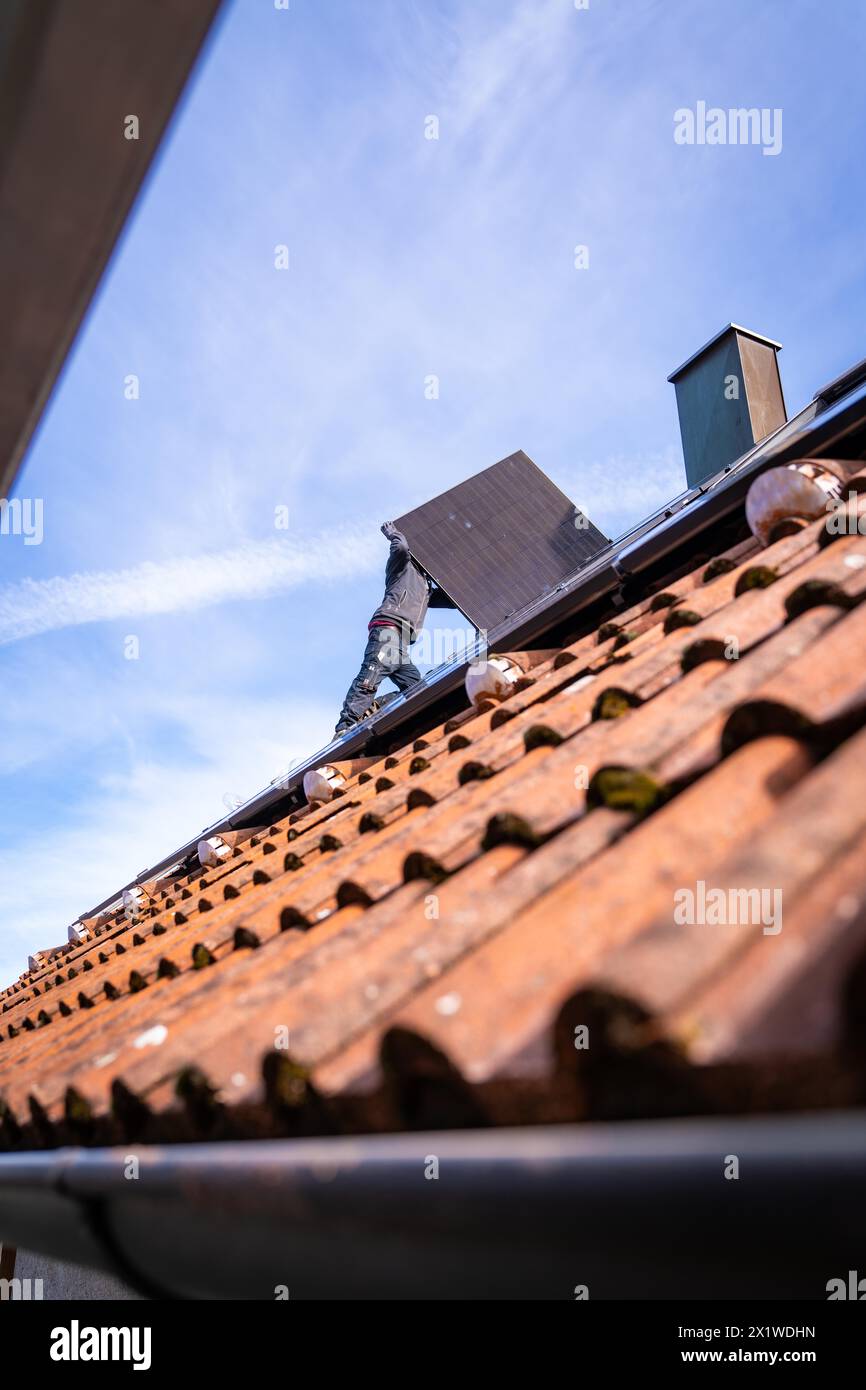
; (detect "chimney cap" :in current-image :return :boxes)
[667,323,782,383]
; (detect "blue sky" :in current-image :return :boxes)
[1,0,864,981]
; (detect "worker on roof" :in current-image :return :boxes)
[335,522,452,734]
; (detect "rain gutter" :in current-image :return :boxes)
[1,1112,864,1299]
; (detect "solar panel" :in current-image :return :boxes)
[394,450,607,632]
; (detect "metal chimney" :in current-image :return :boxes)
[668,324,787,487]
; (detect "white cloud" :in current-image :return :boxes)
[0,692,330,984]
[0,524,381,647]
[554,446,687,538]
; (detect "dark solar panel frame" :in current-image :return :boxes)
[394,450,608,631]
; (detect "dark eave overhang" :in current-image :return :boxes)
[0,0,224,500]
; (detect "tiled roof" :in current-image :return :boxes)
[3,473,866,1152]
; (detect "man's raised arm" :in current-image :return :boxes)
[381,521,409,554]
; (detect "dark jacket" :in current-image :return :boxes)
[371,529,451,640]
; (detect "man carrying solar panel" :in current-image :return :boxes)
[334,522,452,734]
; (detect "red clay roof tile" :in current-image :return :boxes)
[3,462,866,1148]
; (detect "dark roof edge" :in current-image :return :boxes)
[815,354,866,406]
[1,1113,864,1298]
